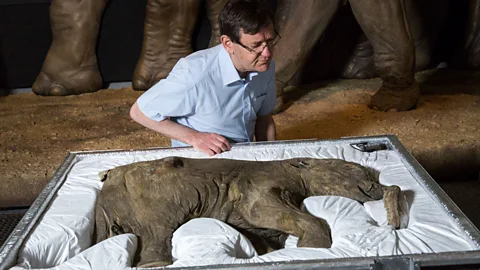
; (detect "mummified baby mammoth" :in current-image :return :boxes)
[94,157,402,267]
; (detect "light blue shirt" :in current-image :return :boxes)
[137,44,277,147]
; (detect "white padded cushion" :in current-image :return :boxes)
[171,196,399,267]
[11,234,137,270]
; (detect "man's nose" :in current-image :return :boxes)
[261,45,272,58]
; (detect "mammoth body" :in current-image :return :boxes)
[95,157,401,267]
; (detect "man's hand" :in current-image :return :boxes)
[190,132,231,156]
[130,102,231,155]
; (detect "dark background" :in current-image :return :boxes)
[0,0,471,91]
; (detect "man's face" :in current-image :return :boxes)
[233,23,277,73]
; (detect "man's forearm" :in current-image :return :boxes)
[130,102,198,145]
[255,114,276,141]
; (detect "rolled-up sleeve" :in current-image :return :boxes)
[257,62,277,115]
[136,59,196,122]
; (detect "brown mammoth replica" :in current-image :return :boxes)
[341,0,480,79]
[273,0,418,112]
[32,0,227,96]
[95,156,402,267]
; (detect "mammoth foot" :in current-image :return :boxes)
[33,65,102,96]
[132,0,199,91]
[271,80,288,114]
[341,56,376,80]
[341,45,376,79]
[32,0,106,96]
[341,35,376,79]
[132,57,183,91]
[369,83,420,112]
[271,95,287,115]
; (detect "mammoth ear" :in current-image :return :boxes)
[164,156,185,168]
[173,157,184,168]
[98,170,110,182]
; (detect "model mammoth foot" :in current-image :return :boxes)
[271,81,288,114]
[341,55,376,79]
[133,55,190,91]
[271,96,287,115]
[341,39,376,80]
[132,61,170,91]
[369,83,420,112]
[32,67,102,96]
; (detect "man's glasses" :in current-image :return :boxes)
[235,30,281,55]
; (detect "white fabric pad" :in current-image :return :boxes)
[9,143,479,269]
[11,234,137,270]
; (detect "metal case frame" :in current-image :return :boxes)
[1,135,479,270]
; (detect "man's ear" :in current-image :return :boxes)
[221,35,234,54]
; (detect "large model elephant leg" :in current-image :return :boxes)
[465,0,480,68]
[342,0,436,79]
[272,0,343,113]
[206,0,229,47]
[340,34,376,79]
[32,0,108,96]
[350,0,419,112]
[132,0,200,90]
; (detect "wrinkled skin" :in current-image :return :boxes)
[95,157,401,267]
[273,0,418,113]
[133,0,227,90]
[342,0,480,79]
[463,0,480,68]
[33,0,227,96]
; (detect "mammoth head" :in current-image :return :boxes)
[132,156,186,180]
[98,157,186,183]
[291,158,383,202]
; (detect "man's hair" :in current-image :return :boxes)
[219,0,275,43]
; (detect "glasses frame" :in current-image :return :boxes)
[234,29,281,55]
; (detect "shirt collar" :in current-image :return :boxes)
[219,46,258,85]
[248,71,259,81]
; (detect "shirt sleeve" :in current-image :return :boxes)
[136,59,196,122]
[257,61,277,115]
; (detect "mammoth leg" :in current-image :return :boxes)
[134,227,175,267]
[33,0,107,96]
[236,227,288,254]
[342,0,434,79]
[403,0,449,71]
[404,0,430,72]
[133,0,200,90]
[341,34,377,79]
[239,194,332,248]
[206,0,229,47]
[350,0,419,112]
[93,204,109,244]
[465,0,480,68]
[272,0,342,113]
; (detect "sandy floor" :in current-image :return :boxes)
[0,68,479,207]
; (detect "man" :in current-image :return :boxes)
[130,0,279,156]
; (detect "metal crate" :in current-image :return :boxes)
[0,209,28,249]
[1,135,480,270]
